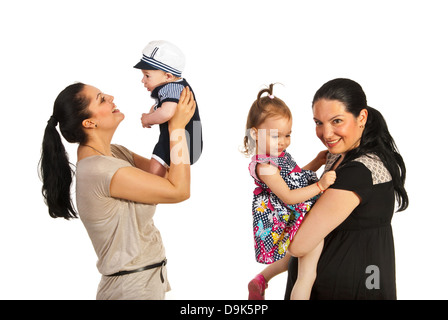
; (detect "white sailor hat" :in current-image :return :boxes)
[134,40,185,77]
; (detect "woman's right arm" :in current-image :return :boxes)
[109,87,196,204]
[287,188,361,257]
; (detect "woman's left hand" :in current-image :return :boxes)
[315,150,329,167]
[168,86,196,132]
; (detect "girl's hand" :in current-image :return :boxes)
[168,86,196,131]
[319,170,336,190]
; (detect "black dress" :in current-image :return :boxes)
[284,154,397,300]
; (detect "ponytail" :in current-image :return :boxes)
[348,106,409,212]
[39,82,90,219]
[39,117,77,219]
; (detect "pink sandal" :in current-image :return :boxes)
[248,274,268,300]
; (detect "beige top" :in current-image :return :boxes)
[75,145,166,276]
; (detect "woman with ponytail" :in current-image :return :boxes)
[285,78,408,299]
[39,82,196,299]
[40,83,90,219]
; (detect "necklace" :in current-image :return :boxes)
[83,144,106,156]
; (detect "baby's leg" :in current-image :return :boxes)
[290,240,323,300]
[149,158,167,177]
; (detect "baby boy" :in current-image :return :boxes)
[134,40,203,177]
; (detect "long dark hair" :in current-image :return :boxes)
[39,82,91,219]
[312,78,408,212]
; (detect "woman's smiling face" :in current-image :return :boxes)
[313,99,367,156]
[82,85,124,130]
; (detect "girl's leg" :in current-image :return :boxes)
[248,253,291,300]
[290,240,323,300]
[260,252,291,282]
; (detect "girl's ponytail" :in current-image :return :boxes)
[243,84,291,156]
[39,82,90,219]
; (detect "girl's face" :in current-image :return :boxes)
[254,116,292,156]
[313,99,367,156]
[83,85,124,130]
[141,69,170,92]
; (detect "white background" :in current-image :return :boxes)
[0,0,446,300]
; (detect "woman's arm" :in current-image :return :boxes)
[132,152,154,173]
[110,87,195,204]
[302,150,328,172]
[109,166,189,204]
[257,163,336,205]
[287,188,361,257]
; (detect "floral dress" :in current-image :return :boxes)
[249,151,318,264]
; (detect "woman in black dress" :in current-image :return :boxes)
[285,78,408,299]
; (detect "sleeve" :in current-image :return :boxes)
[111,144,135,166]
[158,82,185,104]
[75,157,131,221]
[97,158,133,197]
[248,155,281,182]
[330,161,373,203]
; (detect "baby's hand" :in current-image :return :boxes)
[319,170,336,190]
[141,113,153,128]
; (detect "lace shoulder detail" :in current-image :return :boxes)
[353,154,392,185]
[323,153,340,173]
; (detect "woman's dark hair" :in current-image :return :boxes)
[312,78,408,212]
[39,82,91,219]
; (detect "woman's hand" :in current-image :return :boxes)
[168,86,196,132]
[302,150,328,172]
[315,150,329,167]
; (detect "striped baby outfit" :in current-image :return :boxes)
[150,78,202,166]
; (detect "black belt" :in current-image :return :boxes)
[107,258,167,283]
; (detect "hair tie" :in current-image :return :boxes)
[47,115,58,127]
[268,94,274,99]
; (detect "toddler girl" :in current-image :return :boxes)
[243,84,336,300]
